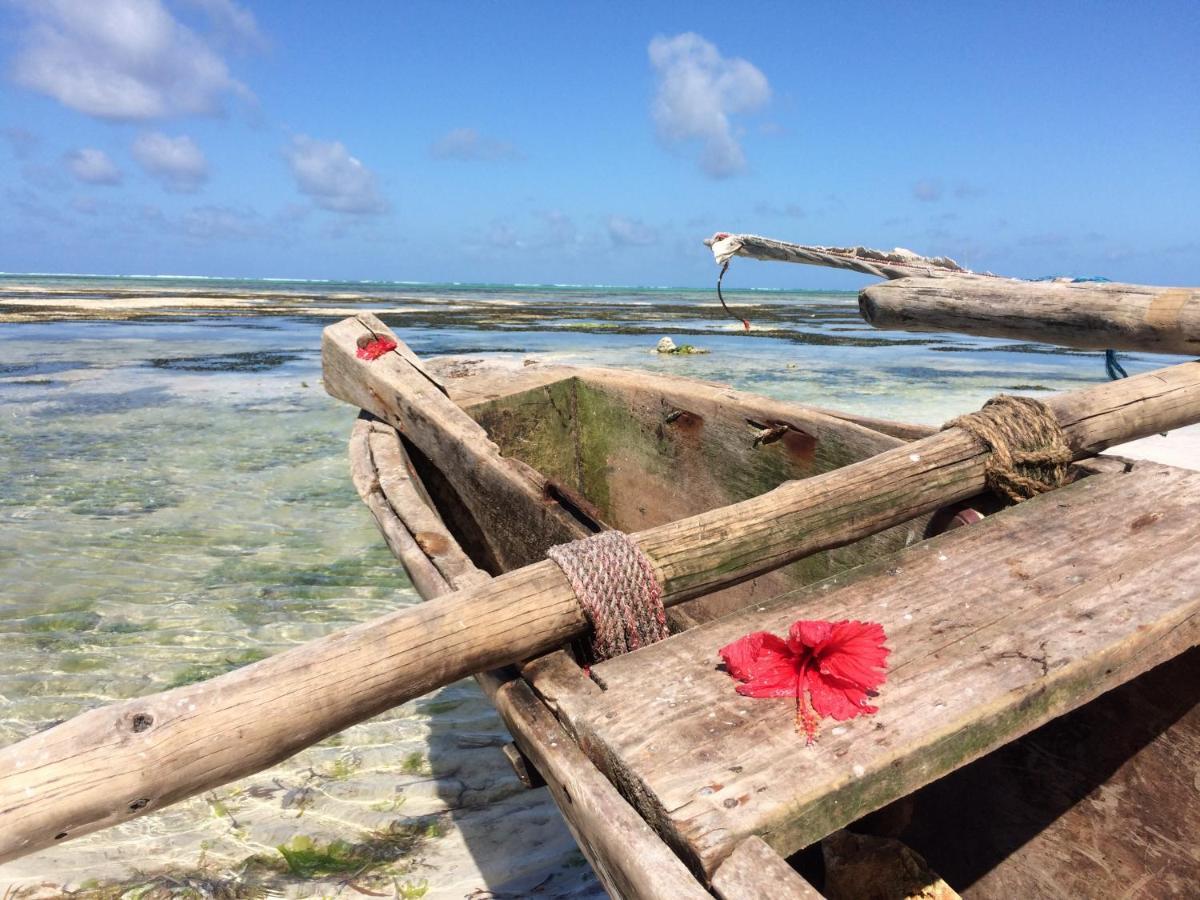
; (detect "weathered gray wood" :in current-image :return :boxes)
[705,232,1200,356]
[357,426,710,900]
[2,348,1198,862]
[564,463,1200,876]
[861,276,1200,355]
[323,313,592,571]
[705,233,970,279]
[453,356,929,625]
[711,835,824,899]
[493,679,711,900]
[898,647,1200,899]
[348,415,451,599]
[362,417,486,590]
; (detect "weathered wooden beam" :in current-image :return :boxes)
[703,231,1200,356]
[323,313,592,572]
[861,276,1200,356]
[571,462,1200,876]
[352,423,711,899]
[1,345,1198,862]
[711,835,824,900]
[704,233,970,280]
[710,840,825,900]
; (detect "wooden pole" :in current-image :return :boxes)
[705,232,1200,356]
[860,277,1200,356]
[2,351,1199,863]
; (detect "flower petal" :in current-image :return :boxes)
[816,620,889,690]
[808,671,879,721]
[789,620,833,653]
[356,337,398,361]
[720,632,800,697]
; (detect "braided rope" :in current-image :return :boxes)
[546,531,669,662]
[945,395,1073,503]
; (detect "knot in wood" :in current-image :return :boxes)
[546,531,669,662]
[945,394,1072,503]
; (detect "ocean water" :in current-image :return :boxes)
[0,276,1186,897]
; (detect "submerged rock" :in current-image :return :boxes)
[654,337,709,355]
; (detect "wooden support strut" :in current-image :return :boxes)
[0,327,1198,862]
[706,232,1200,356]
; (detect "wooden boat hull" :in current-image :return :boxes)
[396,355,943,628]
[347,348,1200,899]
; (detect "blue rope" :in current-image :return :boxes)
[1105,349,1128,380]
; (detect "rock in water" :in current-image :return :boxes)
[656,337,677,353]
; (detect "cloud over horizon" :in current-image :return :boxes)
[182,0,266,51]
[9,0,251,121]
[607,215,659,247]
[66,148,122,185]
[648,33,770,179]
[132,132,208,192]
[430,128,522,162]
[285,135,388,215]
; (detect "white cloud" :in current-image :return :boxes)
[9,0,250,121]
[182,0,265,51]
[607,215,659,247]
[66,148,122,185]
[648,33,770,179]
[284,135,388,215]
[430,128,522,162]
[181,204,261,239]
[132,132,208,192]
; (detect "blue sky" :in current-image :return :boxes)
[1,0,1197,289]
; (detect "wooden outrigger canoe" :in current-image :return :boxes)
[330,314,1200,899]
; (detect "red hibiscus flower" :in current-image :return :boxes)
[356,336,398,361]
[719,620,889,744]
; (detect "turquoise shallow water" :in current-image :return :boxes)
[0,281,1187,896]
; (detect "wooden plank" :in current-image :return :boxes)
[323,312,592,571]
[711,835,824,899]
[897,646,1200,898]
[364,419,487,590]
[347,416,449,600]
[4,352,1200,861]
[357,425,710,900]
[493,679,711,900]
[861,276,1200,356]
[563,464,1200,876]
[821,830,959,900]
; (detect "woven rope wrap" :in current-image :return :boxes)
[945,395,1072,503]
[546,531,669,661]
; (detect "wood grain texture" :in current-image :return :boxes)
[898,647,1200,899]
[704,233,970,280]
[2,338,1197,862]
[711,835,823,899]
[861,276,1200,355]
[458,358,930,625]
[493,679,711,900]
[563,463,1200,876]
[323,313,592,571]
[348,415,455,599]
[354,425,710,899]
